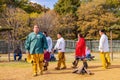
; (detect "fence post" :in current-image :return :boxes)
[110,30,113,61]
[8,31,10,62]
[90,40,92,52]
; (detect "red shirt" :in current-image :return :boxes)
[75,38,86,57]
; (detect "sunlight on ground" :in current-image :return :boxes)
[0,53,120,80]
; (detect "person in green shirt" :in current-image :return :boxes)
[25,25,48,77]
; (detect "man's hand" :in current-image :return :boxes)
[100,50,103,53]
[49,52,52,54]
[44,50,47,53]
[26,50,30,54]
[52,49,56,53]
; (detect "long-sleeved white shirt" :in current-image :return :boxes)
[99,34,109,52]
[54,37,65,52]
[46,36,53,52]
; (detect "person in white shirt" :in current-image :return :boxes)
[43,31,53,71]
[54,32,67,70]
[99,29,111,69]
[43,31,53,53]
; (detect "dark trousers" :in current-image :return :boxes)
[14,53,22,61]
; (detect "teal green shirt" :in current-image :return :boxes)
[25,32,48,54]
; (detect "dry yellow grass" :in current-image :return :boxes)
[0,53,120,80]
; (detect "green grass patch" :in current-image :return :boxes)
[0,61,31,68]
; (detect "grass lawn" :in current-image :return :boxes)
[0,53,120,80]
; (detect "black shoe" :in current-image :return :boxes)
[32,73,37,77]
[55,67,60,70]
[43,66,48,71]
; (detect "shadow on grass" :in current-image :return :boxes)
[44,67,77,75]
[90,64,120,69]
[45,71,72,75]
[90,69,105,72]
[110,65,120,68]
[88,65,101,69]
[89,65,120,73]
[45,71,95,76]
[44,67,95,76]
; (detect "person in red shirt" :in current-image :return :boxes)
[72,33,86,68]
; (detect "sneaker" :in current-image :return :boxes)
[102,67,107,70]
[71,66,77,68]
[43,66,48,71]
[43,68,47,71]
[61,67,67,69]
[32,73,37,77]
[55,67,60,70]
[107,63,111,68]
[40,71,43,75]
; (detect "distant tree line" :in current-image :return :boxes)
[0,0,120,40]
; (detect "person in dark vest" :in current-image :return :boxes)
[14,46,22,61]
